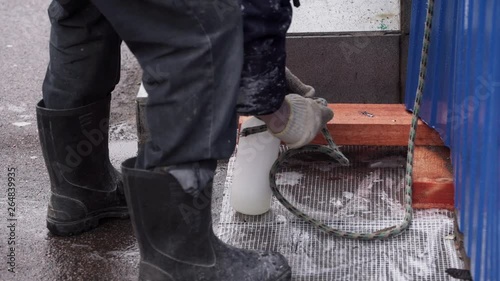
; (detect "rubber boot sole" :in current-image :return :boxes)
[47,207,129,236]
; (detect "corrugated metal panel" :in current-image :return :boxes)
[405,1,500,280]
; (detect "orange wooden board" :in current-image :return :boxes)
[412,146,454,210]
[240,104,444,146]
[313,104,444,146]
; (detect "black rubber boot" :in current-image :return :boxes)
[36,95,128,236]
[121,157,292,281]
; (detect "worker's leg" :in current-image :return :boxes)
[92,0,243,171]
[90,0,291,280]
[37,0,127,236]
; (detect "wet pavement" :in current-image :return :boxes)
[1,136,140,281]
[0,137,228,281]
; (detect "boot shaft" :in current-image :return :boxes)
[122,158,217,266]
[36,95,115,192]
[37,95,127,234]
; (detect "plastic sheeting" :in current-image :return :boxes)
[405,1,499,280]
[215,147,463,280]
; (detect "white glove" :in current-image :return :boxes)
[270,94,333,149]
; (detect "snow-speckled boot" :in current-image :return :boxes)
[121,157,292,281]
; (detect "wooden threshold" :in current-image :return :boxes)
[312,103,444,146]
[239,103,453,210]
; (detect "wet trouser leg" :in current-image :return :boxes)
[237,0,293,115]
[42,0,121,109]
[90,0,243,174]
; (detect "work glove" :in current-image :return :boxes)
[271,94,333,149]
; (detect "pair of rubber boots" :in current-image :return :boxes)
[37,95,291,281]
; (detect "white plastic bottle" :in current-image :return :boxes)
[230,117,280,215]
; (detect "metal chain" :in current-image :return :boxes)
[242,0,434,239]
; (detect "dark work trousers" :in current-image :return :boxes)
[42,0,292,177]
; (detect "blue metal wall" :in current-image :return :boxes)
[405,1,499,280]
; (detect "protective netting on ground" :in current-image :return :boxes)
[215,146,463,281]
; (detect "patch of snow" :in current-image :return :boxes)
[13,122,31,127]
[8,104,25,113]
[276,171,303,186]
